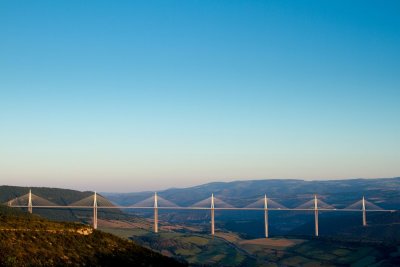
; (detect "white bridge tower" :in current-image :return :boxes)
[264,194,269,238]
[314,194,319,237]
[362,196,367,226]
[28,189,33,214]
[211,193,215,236]
[93,191,98,230]
[154,192,159,233]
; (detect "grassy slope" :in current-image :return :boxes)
[0,206,186,267]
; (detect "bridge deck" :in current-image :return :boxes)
[7,205,397,212]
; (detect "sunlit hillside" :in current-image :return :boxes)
[0,205,186,267]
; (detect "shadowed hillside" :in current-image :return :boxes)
[0,205,186,267]
[0,186,131,223]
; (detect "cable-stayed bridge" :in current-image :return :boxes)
[4,190,398,238]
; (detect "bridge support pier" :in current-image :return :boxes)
[93,192,98,230]
[154,192,158,233]
[28,189,33,214]
[314,195,319,237]
[211,193,215,236]
[264,195,269,238]
[362,196,367,226]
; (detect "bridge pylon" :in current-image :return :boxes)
[362,196,367,226]
[93,191,98,230]
[314,194,319,237]
[154,192,158,233]
[264,194,269,238]
[211,193,215,236]
[28,189,33,214]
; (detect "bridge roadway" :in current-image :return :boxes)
[8,192,398,237]
[7,205,398,212]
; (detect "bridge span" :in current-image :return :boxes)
[5,190,398,238]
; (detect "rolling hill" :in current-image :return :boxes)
[104,177,400,208]
[0,186,129,223]
[0,205,186,267]
[1,180,400,266]
[104,177,400,240]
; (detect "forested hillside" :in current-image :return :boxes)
[0,205,186,267]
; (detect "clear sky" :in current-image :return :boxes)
[1,1,399,192]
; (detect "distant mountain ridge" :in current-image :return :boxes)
[103,177,400,209]
[1,178,399,241]
[3,177,399,209]
[103,177,400,241]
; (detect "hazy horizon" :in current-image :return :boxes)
[1,1,399,192]
[2,176,400,193]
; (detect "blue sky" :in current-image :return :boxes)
[1,1,399,191]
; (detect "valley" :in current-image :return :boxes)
[1,178,400,266]
[99,218,400,266]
